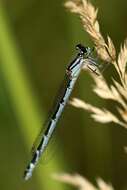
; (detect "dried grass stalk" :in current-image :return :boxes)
[97,178,113,190]
[70,98,126,127]
[65,0,127,128]
[65,0,116,62]
[117,39,127,86]
[53,173,114,190]
[91,74,127,110]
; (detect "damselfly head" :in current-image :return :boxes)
[76,44,87,55]
[76,44,94,57]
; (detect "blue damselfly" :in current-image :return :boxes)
[24,44,98,180]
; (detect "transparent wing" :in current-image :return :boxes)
[83,56,109,75]
[30,126,60,165]
[31,74,70,161]
[39,131,60,165]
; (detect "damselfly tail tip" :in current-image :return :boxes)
[23,166,33,181]
[23,171,31,181]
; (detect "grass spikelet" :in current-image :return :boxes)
[117,39,127,85]
[97,178,113,190]
[65,0,116,62]
[53,173,114,190]
[66,0,127,128]
[70,98,126,127]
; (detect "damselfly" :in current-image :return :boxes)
[24,44,98,180]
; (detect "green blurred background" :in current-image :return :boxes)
[0,0,127,189]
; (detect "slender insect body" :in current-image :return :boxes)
[67,56,84,78]
[24,44,97,181]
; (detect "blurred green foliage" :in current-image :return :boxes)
[0,0,127,190]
